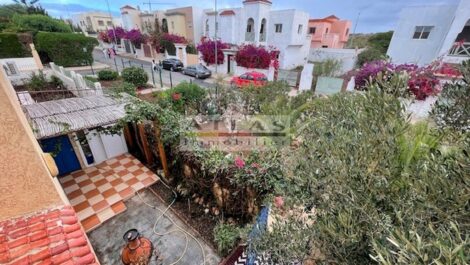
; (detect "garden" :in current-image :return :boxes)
[104,56,469,264]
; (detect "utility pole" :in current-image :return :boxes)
[214,0,218,74]
[105,0,118,46]
[351,11,361,48]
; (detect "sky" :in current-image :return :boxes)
[0,0,460,33]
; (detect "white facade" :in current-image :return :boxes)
[387,0,470,65]
[203,0,311,69]
[71,12,114,33]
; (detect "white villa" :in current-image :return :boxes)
[387,0,470,66]
[203,0,311,70]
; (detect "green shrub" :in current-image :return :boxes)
[11,14,71,33]
[432,60,470,132]
[213,223,242,256]
[97,70,118,81]
[27,71,48,91]
[163,82,207,113]
[121,67,148,87]
[50,75,64,88]
[0,33,29,58]
[253,90,469,264]
[84,76,98,83]
[357,47,385,67]
[111,82,136,96]
[35,32,97,67]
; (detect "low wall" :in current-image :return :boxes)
[187,54,199,65]
[0,57,39,72]
[309,48,363,75]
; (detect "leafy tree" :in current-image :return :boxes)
[356,47,385,67]
[121,67,148,87]
[13,0,47,15]
[368,31,393,54]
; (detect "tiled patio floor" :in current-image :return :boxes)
[59,153,159,232]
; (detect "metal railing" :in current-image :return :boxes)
[449,42,470,57]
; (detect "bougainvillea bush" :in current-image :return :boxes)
[109,27,126,42]
[149,33,187,55]
[197,38,229,65]
[126,29,144,48]
[235,44,278,69]
[354,60,440,100]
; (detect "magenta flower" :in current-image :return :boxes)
[197,38,229,65]
[235,44,278,69]
[274,196,284,208]
[234,157,245,169]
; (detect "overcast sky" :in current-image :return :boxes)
[0,0,460,33]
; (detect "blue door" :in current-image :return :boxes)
[41,135,81,176]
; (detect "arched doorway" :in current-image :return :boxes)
[245,18,255,42]
[205,19,210,36]
[260,18,267,42]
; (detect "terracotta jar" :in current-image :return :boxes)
[121,229,154,265]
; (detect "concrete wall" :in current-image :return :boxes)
[387,4,457,65]
[0,67,64,221]
[309,48,361,74]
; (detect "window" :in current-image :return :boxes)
[413,26,433,39]
[298,24,303,34]
[205,19,209,35]
[98,20,104,26]
[171,21,175,30]
[345,28,349,36]
[107,21,113,26]
[275,24,283,33]
[247,24,252,33]
[325,28,329,34]
[216,22,219,32]
[309,27,316,34]
[322,45,328,48]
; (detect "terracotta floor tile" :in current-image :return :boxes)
[81,184,96,194]
[78,179,92,188]
[126,178,138,186]
[110,178,123,186]
[88,170,100,178]
[81,215,100,232]
[117,170,129,177]
[97,183,112,192]
[94,179,107,187]
[70,171,84,178]
[142,177,156,187]
[84,189,100,199]
[62,180,76,188]
[111,201,127,213]
[132,169,144,176]
[102,170,113,177]
[68,189,83,200]
[88,194,105,205]
[119,187,134,200]
[106,194,122,205]
[91,200,109,212]
[102,188,117,198]
[74,201,91,212]
[122,161,134,168]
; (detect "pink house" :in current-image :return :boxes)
[309,15,352,49]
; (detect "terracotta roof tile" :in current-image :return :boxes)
[220,10,236,16]
[0,206,97,265]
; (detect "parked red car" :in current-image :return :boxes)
[230,71,268,88]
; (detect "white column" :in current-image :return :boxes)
[299,63,314,91]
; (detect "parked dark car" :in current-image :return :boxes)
[182,64,212,79]
[161,58,184,71]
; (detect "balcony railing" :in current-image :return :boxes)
[449,42,470,57]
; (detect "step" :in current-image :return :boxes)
[81,201,127,233]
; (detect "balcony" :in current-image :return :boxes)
[445,42,470,64]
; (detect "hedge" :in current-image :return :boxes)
[35,32,98,67]
[0,33,30,58]
[11,14,72,33]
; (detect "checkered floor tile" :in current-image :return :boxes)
[59,153,159,232]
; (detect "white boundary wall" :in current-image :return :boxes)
[309,48,362,75]
[50,62,103,97]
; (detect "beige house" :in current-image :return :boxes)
[120,5,203,44]
[72,11,114,33]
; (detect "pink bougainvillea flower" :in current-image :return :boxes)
[274,196,284,208]
[172,93,182,101]
[197,39,229,65]
[234,156,245,169]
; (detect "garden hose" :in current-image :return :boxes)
[134,179,207,265]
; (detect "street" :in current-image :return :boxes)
[87,49,215,89]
